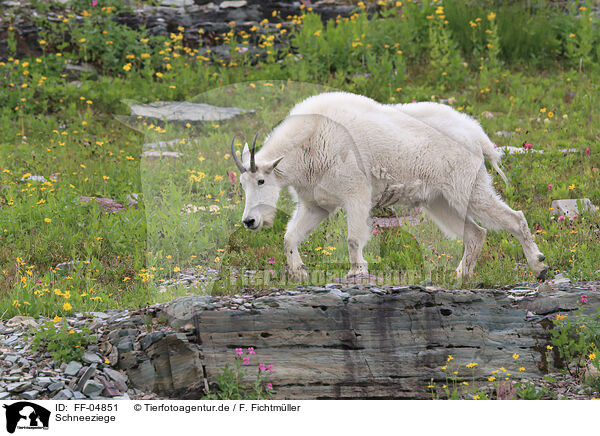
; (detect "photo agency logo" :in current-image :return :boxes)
[2,402,50,434]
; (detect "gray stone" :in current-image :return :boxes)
[220,0,247,7]
[82,380,104,398]
[127,360,156,392]
[83,352,103,365]
[53,389,73,400]
[129,101,251,123]
[64,361,83,377]
[34,377,53,388]
[103,368,129,385]
[72,391,87,400]
[551,198,597,218]
[548,273,571,285]
[155,285,600,399]
[64,62,97,79]
[47,381,65,392]
[20,175,47,183]
[0,392,11,400]
[117,337,134,353]
[6,381,31,393]
[141,151,184,159]
[141,332,164,350]
[21,390,39,400]
[75,366,97,392]
[5,355,18,364]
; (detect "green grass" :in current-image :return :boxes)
[1,0,599,318]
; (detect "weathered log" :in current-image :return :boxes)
[125,283,599,399]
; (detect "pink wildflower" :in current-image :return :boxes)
[372,229,379,235]
[585,147,591,156]
[523,143,533,150]
[268,256,275,265]
[547,184,553,191]
[36,280,43,284]
[572,214,578,219]
[267,364,273,372]
[259,363,266,371]
[266,383,273,390]
[558,215,565,222]
[235,348,243,356]
[242,357,250,365]
[582,295,588,304]
[248,347,255,354]
[92,0,98,6]
[228,171,237,184]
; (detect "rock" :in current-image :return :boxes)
[79,196,125,213]
[548,273,571,285]
[141,332,164,350]
[495,131,513,137]
[220,0,247,7]
[34,377,53,388]
[63,62,97,79]
[5,355,19,364]
[127,360,156,393]
[7,316,37,328]
[53,389,73,400]
[73,391,87,400]
[141,151,184,159]
[551,199,597,218]
[117,337,134,353]
[129,101,251,123]
[75,366,97,392]
[559,148,579,154]
[82,380,104,398]
[47,381,65,392]
[21,390,39,400]
[64,361,83,377]
[20,175,47,183]
[83,352,103,365]
[6,381,32,393]
[155,286,600,399]
[0,392,11,400]
[481,111,495,119]
[161,0,195,6]
[103,368,129,386]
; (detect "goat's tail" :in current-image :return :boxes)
[480,138,509,185]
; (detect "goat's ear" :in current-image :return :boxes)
[264,156,284,174]
[241,142,250,164]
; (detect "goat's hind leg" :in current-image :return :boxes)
[469,188,548,280]
[423,196,487,280]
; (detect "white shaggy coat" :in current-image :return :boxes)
[237,92,547,281]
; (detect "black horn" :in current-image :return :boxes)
[230,136,246,173]
[250,133,258,173]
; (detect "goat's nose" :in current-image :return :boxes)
[243,218,255,228]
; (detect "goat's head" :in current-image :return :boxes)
[231,135,284,231]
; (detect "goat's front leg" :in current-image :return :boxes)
[284,203,328,282]
[344,199,372,277]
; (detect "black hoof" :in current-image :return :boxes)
[538,254,546,262]
[537,269,548,282]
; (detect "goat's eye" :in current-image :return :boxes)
[257,179,265,186]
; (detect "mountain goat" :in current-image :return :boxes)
[231,92,548,281]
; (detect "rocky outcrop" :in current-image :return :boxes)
[2,282,598,400]
[140,282,598,399]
